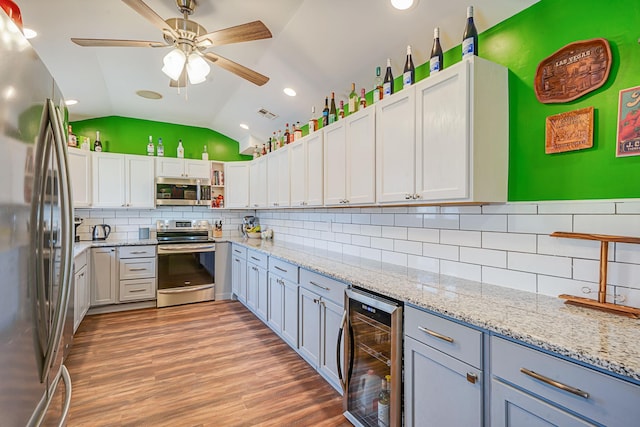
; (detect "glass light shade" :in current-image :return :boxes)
[390,0,414,10]
[162,48,187,81]
[186,53,211,85]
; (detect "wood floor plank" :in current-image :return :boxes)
[65,301,350,427]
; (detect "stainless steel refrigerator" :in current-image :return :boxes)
[0,10,74,426]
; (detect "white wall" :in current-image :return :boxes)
[257,201,640,308]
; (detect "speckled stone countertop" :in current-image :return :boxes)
[73,239,157,257]
[231,238,640,383]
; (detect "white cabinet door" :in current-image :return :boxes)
[184,159,210,179]
[275,148,290,207]
[246,262,259,313]
[318,297,344,392]
[232,253,247,304]
[91,247,117,306]
[225,162,250,209]
[267,273,284,334]
[125,155,154,208]
[68,148,92,207]
[256,265,268,322]
[289,140,306,207]
[415,61,470,201]
[346,107,376,205]
[298,286,321,367]
[306,133,324,206]
[73,265,88,332]
[376,88,416,203]
[323,122,347,206]
[249,156,268,208]
[92,152,126,208]
[282,278,299,348]
[155,157,184,178]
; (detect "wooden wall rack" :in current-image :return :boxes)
[550,232,640,318]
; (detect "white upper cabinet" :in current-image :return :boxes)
[249,156,268,208]
[67,148,92,208]
[290,133,323,207]
[125,155,155,208]
[266,146,290,208]
[155,157,210,179]
[224,162,250,208]
[92,152,154,208]
[324,107,376,206]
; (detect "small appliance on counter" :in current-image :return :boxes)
[74,217,83,242]
[92,224,111,241]
[240,215,260,238]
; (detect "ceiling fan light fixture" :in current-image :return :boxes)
[186,52,210,84]
[162,48,187,81]
[390,0,416,10]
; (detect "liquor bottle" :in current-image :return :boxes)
[294,121,302,140]
[81,137,90,151]
[284,123,291,144]
[67,125,77,147]
[147,135,154,156]
[377,375,391,427]
[253,145,259,159]
[261,144,267,155]
[272,131,279,150]
[308,106,318,134]
[177,139,184,158]
[383,58,394,96]
[430,27,444,74]
[462,5,478,59]
[322,97,329,127]
[338,100,345,120]
[329,92,337,124]
[403,45,415,89]
[93,131,102,152]
[373,66,383,103]
[277,129,283,147]
[202,145,208,160]
[360,88,367,109]
[348,83,358,115]
[157,138,164,156]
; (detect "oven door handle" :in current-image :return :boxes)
[157,284,214,294]
[158,245,216,254]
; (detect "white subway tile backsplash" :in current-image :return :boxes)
[460,247,507,268]
[407,255,439,273]
[616,201,640,214]
[608,262,640,289]
[381,226,408,240]
[394,214,423,228]
[334,213,352,224]
[615,243,640,263]
[482,232,537,252]
[408,206,439,214]
[482,204,537,214]
[352,235,372,248]
[572,258,600,282]
[360,225,382,237]
[371,237,394,251]
[538,201,615,214]
[407,228,439,243]
[613,286,640,308]
[460,214,507,232]
[422,243,459,261]
[352,214,371,224]
[360,247,382,262]
[371,214,395,226]
[440,230,481,247]
[508,252,572,277]
[394,240,422,255]
[440,260,482,281]
[537,275,597,298]
[335,233,351,244]
[537,235,603,260]
[343,245,361,257]
[441,206,482,214]
[382,251,408,267]
[423,214,460,230]
[327,242,343,253]
[574,215,640,236]
[508,214,572,234]
[343,224,362,234]
[482,267,537,293]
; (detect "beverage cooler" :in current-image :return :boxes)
[341,288,403,427]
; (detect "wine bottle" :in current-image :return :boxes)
[377,375,391,427]
[308,106,318,134]
[360,88,367,109]
[403,45,415,89]
[373,66,383,103]
[338,100,345,120]
[157,137,164,157]
[383,58,394,96]
[272,131,279,150]
[462,5,478,59]
[267,137,272,153]
[322,97,329,127]
[277,129,283,147]
[94,131,102,152]
[329,92,337,124]
[294,121,302,140]
[177,140,184,158]
[348,83,358,115]
[147,135,154,156]
[202,145,208,160]
[430,27,444,74]
[284,123,291,144]
[67,125,77,148]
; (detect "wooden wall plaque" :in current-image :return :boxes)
[535,38,611,104]
[545,106,594,154]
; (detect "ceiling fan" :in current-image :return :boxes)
[71,0,272,87]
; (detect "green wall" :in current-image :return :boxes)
[70,116,251,161]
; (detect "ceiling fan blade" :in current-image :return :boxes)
[71,38,168,48]
[204,52,269,86]
[122,0,179,39]
[197,20,272,47]
[170,68,188,88]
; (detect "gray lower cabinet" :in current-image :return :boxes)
[246,249,268,321]
[231,244,247,303]
[73,250,90,332]
[91,247,117,306]
[118,245,156,302]
[404,306,483,427]
[267,257,299,348]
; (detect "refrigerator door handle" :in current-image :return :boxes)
[59,365,73,425]
[337,310,347,391]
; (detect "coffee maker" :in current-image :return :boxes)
[74,217,83,242]
[240,215,258,237]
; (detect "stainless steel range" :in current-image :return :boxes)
[156,219,215,308]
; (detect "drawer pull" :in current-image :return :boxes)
[274,266,288,273]
[129,267,147,271]
[130,251,147,254]
[234,249,242,254]
[466,372,478,384]
[418,326,454,343]
[309,281,330,291]
[520,368,589,399]
[250,256,261,262]
[128,289,147,293]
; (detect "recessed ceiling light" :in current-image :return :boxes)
[65,99,78,106]
[283,87,296,97]
[136,90,163,100]
[23,28,37,39]
[240,123,249,130]
[391,0,416,10]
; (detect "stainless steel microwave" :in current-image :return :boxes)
[156,177,212,206]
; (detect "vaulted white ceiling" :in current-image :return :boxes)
[20,0,537,151]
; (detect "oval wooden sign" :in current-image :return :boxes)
[534,38,611,104]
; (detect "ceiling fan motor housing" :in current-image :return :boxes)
[176,0,197,15]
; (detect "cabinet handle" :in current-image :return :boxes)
[251,256,261,262]
[130,251,147,254]
[274,266,287,273]
[405,194,412,200]
[418,326,454,343]
[466,372,478,384]
[309,281,330,291]
[129,267,147,271]
[520,368,589,399]
[234,249,242,254]
[313,298,319,304]
[252,266,258,271]
[129,289,147,293]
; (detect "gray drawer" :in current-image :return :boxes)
[118,245,156,259]
[299,268,347,306]
[268,257,298,283]
[120,257,156,280]
[491,336,640,426]
[232,244,247,259]
[119,278,156,302]
[247,249,268,269]
[405,306,482,369]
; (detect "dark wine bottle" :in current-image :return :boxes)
[383,58,394,96]
[322,97,329,127]
[94,131,102,152]
[462,5,478,59]
[430,27,444,74]
[329,92,337,124]
[403,45,415,89]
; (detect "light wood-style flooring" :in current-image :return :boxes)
[66,300,349,427]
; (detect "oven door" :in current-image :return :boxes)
[156,243,215,308]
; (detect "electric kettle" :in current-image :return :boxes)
[92,224,111,241]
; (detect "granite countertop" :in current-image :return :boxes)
[230,238,640,383]
[73,239,157,257]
